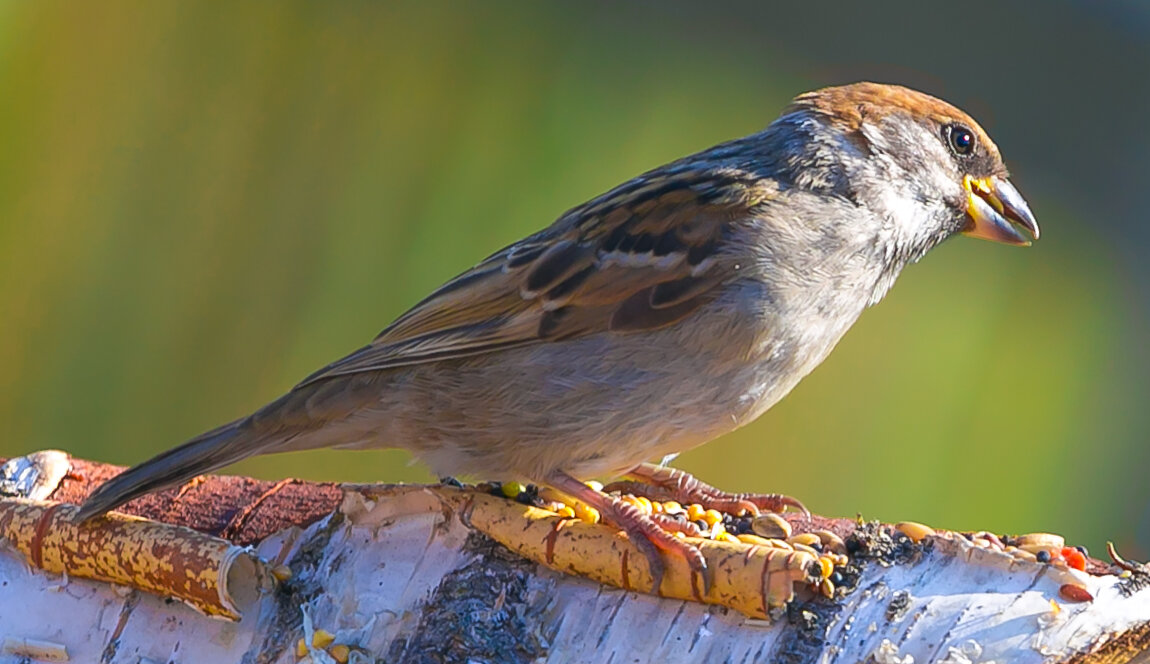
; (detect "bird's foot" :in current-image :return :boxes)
[545,470,710,598]
[610,462,808,518]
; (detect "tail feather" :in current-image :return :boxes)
[75,418,259,522]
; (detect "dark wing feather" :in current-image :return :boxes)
[297,167,775,386]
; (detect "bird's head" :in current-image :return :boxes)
[777,82,1039,262]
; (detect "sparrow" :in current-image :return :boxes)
[76,82,1039,590]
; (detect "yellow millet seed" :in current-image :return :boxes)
[894,521,936,543]
[788,532,821,548]
[312,629,335,650]
[812,529,846,555]
[573,502,600,524]
[737,533,773,547]
[791,542,820,556]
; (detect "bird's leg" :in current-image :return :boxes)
[544,470,708,597]
[614,463,808,517]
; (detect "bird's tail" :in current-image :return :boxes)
[75,417,262,522]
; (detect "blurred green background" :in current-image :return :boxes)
[2,1,1148,556]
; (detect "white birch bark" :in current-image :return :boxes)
[0,453,1147,663]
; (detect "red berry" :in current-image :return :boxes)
[1060,546,1086,571]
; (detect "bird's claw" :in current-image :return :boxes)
[545,470,711,599]
[620,463,808,518]
[731,493,809,518]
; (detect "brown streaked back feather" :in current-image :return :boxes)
[297,167,776,386]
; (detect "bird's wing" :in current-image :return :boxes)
[297,168,774,386]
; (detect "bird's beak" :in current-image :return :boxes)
[961,175,1040,246]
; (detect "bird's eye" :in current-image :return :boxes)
[946,124,975,156]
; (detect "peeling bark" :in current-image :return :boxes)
[1,451,1148,664]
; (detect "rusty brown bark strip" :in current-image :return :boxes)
[0,498,267,619]
[42,457,343,546]
[417,487,819,619]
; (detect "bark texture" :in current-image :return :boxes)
[0,451,1148,664]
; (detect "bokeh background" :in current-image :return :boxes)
[2,1,1148,556]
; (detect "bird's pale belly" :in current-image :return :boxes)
[363,315,824,482]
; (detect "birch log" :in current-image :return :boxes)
[1,451,1148,664]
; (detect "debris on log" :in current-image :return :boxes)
[1,450,1148,663]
